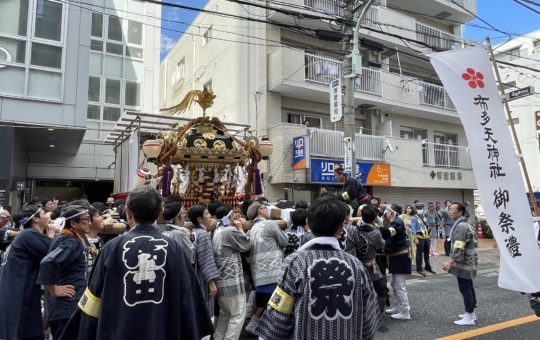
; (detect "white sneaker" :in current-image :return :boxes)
[454,314,475,326]
[245,315,260,334]
[459,313,477,321]
[384,307,400,314]
[391,311,411,320]
[434,253,440,256]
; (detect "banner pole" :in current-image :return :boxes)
[486,36,540,217]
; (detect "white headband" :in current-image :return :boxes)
[20,207,42,227]
[166,207,184,224]
[218,210,234,227]
[54,209,89,230]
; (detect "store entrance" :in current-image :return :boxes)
[34,180,114,204]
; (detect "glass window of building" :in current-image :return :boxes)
[0,0,66,101]
[127,21,143,45]
[84,6,146,141]
[103,106,121,121]
[31,43,62,69]
[0,37,26,63]
[91,13,103,38]
[0,0,29,36]
[105,79,121,105]
[204,79,212,91]
[35,0,63,41]
[88,77,101,102]
[87,104,101,119]
[125,82,140,107]
[400,126,427,140]
[434,131,458,145]
[108,16,123,42]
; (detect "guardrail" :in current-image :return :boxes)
[308,128,385,162]
[171,65,185,86]
[304,52,341,84]
[422,142,472,169]
[416,22,461,50]
[304,0,341,16]
[418,81,455,110]
[354,67,383,95]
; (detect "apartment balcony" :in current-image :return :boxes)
[267,0,380,31]
[268,47,458,121]
[422,141,472,169]
[387,0,476,23]
[309,128,386,162]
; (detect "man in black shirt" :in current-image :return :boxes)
[322,167,370,217]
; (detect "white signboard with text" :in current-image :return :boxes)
[431,46,540,293]
[330,79,342,123]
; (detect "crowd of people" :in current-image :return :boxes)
[0,167,482,340]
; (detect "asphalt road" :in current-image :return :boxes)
[240,248,540,340]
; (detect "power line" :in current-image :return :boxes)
[513,0,540,15]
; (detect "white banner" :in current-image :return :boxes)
[113,131,140,194]
[430,46,540,293]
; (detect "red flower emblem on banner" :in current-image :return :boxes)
[462,68,484,89]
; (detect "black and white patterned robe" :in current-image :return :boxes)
[255,240,380,340]
[191,225,219,316]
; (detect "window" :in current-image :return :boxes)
[88,77,101,102]
[90,40,103,52]
[287,113,322,128]
[127,21,142,45]
[126,46,143,59]
[106,42,123,55]
[105,79,121,104]
[204,79,212,91]
[125,82,140,107]
[31,43,62,69]
[0,0,29,36]
[103,106,121,121]
[87,105,101,119]
[27,69,62,100]
[84,10,146,141]
[35,0,63,41]
[108,17,123,42]
[433,131,458,145]
[91,13,103,38]
[0,37,26,63]
[0,0,66,101]
[399,126,427,140]
[203,27,212,46]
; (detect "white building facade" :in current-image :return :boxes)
[161,0,478,206]
[0,0,160,207]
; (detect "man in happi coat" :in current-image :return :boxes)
[189,204,220,317]
[255,196,380,340]
[59,186,213,340]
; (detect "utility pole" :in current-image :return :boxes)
[343,0,376,178]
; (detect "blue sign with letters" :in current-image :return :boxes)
[292,136,309,170]
[310,158,391,186]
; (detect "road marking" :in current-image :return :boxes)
[435,315,539,340]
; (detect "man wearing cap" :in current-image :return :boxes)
[425,202,442,257]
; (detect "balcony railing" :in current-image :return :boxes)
[354,67,383,95]
[305,53,340,84]
[418,81,455,110]
[422,142,472,169]
[304,0,341,16]
[416,22,461,50]
[309,128,386,162]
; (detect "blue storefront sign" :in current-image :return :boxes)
[526,192,540,210]
[292,136,309,170]
[309,158,391,185]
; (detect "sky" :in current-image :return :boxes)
[159,0,540,60]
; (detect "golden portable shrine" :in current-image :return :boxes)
[133,86,273,211]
